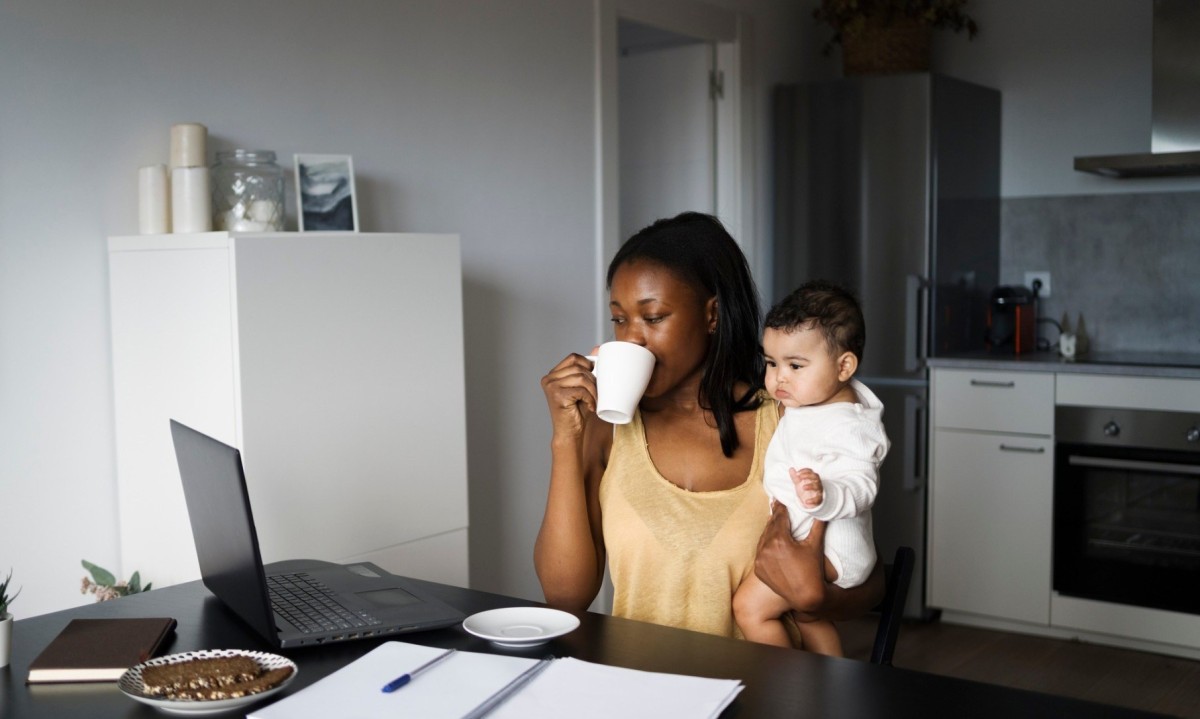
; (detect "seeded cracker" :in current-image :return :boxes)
[141,655,261,697]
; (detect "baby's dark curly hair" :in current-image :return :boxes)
[765,280,866,362]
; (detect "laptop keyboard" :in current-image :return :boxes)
[267,572,381,634]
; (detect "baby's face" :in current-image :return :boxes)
[762,325,848,409]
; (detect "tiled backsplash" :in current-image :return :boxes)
[1001,191,1200,354]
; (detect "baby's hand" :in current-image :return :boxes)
[790,467,823,509]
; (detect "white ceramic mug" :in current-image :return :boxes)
[586,341,655,424]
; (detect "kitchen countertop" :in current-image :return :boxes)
[926,350,1200,379]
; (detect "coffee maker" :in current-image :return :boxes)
[986,286,1037,354]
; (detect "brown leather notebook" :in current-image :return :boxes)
[26,617,177,683]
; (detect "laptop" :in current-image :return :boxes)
[169,419,465,648]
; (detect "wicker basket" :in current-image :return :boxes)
[840,13,932,75]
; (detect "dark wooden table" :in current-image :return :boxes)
[0,576,1166,718]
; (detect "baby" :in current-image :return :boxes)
[733,280,890,655]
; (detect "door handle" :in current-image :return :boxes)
[903,392,927,491]
[904,274,930,373]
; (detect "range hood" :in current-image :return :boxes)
[1075,0,1200,178]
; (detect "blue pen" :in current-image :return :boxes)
[381,648,457,693]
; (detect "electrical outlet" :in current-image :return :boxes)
[1024,271,1051,298]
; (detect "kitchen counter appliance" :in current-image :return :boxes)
[986,285,1037,354]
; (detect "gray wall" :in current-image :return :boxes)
[0,0,593,617]
[927,0,1200,354]
[0,0,809,617]
[932,0,1176,198]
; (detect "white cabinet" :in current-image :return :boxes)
[928,369,1054,625]
[108,232,469,590]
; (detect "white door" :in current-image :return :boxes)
[618,20,716,241]
[596,2,749,340]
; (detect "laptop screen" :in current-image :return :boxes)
[170,420,280,643]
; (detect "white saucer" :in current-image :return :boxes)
[118,649,297,715]
[462,607,580,647]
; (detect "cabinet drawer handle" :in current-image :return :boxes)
[999,444,1045,454]
[970,379,1015,388]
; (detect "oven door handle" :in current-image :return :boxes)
[1068,455,1200,476]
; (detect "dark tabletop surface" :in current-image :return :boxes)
[0,575,1169,718]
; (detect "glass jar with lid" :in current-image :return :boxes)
[210,150,285,232]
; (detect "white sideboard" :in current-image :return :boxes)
[108,232,469,590]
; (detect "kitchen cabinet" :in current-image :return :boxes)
[928,368,1054,626]
[108,232,469,591]
[926,358,1200,659]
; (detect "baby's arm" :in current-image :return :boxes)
[794,420,889,521]
[790,465,874,520]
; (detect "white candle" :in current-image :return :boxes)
[170,123,207,168]
[137,164,170,234]
[171,166,211,233]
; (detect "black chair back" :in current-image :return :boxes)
[870,546,915,666]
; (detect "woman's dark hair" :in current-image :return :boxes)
[765,280,866,362]
[607,212,763,457]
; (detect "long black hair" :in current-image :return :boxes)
[607,212,763,457]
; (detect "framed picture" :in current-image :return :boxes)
[294,154,359,232]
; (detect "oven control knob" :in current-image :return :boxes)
[1187,426,1200,443]
[1103,420,1120,438]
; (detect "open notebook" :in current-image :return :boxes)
[249,641,743,719]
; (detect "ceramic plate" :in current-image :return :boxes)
[118,649,297,716]
[462,607,580,647]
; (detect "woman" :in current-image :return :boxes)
[536,212,883,641]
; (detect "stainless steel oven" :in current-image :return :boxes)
[1054,406,1200,616]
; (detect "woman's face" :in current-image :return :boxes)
[608,259,716,399]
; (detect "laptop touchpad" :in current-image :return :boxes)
[356,587,421,609]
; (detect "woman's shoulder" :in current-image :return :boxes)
[750,388,781,418]
[751,389,781,438]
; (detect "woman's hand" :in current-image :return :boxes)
[754,503,885,622]
[754,502,828,620]
[540,350,599,440]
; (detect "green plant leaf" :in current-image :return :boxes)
[0,568,17,612]
[1,568,21,614]
[129,571,142,593]
[81,559,116,587]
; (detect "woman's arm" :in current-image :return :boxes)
[754,503,885,622]
[534,353,611,611]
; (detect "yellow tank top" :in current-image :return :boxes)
[599,394,779,639]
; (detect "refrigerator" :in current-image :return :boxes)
[772,74,1000,618]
